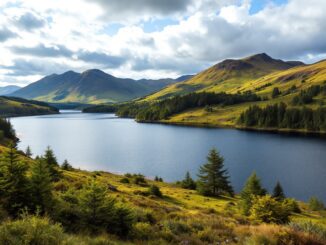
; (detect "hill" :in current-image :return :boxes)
[0,96,59,117]
[144,53,304,101]
[0,85,21,95]
[10,69,185,104]
[0,144,325,244]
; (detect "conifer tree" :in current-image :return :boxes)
[25,146,32,158]
[181,171,196,190]
[43,146,61,181]
[61,159,73,171]
[197,149,233,197]
[0,144,30,217]
[240,172,266,215]
[272,181,285,200]
[30,158,54,214]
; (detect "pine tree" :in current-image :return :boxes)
[181,171,196,190]
[25,146,32,158]
[79,180,116,233]
[197,149,233,197]
[61,159,73,171]
[240,172,267,215]
[0,144,30,217]
[29,158,54,214]
[272,181,285,200]
[43,146,61,181]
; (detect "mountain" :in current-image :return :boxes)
[0,96,58,117]
[0,85,21,95]
[10,69,184,104]
[144,53,305,101]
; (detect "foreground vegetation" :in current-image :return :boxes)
[0,121,325,244]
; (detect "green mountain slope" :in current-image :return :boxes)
[11,69,185,104]
[0,96,58,117]
[144,53,304,101]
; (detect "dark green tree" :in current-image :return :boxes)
[240,172,266,215]
[43,146,61,181]
[181,171,196,190]
[29,158,54,214]
[25,146,32,158]
[272,87,281,98]
[79,180,116,233]
[61,159,73,171]
[197,149,233,197]
[0,144,30,217]
[272,181,285,201]
[148,185,162,197]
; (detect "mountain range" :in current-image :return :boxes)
[144,53,305,101]
[10,70,190,104]
[0,85,21,95]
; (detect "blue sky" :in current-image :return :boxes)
[0,0,325,86]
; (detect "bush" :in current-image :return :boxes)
[120,177,130,184]
[148,185,163,198]
[309,197,325,211]
[249,195,291,224]
[133,174,148,186]
[0,215,64,245]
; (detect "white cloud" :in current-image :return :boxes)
[1,0,326,86]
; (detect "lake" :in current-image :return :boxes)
[10,110,326,202]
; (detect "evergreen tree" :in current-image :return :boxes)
[197,149,233,197]
[272,87,281,98]
[79,180,116,233]
[0,144,30,217]
[25,146,32,158]
[181,171,196,190]
[240,172,266,215]
[29,158,54,214]
[43,146,61,181]
[61,159,73,171]
[272,181,285,200]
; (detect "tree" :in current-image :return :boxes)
[25,146,32,158]
[0,144,30,217]
[43,146,61,181]
[79,180,116,233]
[308,196,325,211]
[61,159,73,171]
[29,158,54,214]
[240,172,266,215]
[272,181,285,200]
[272,87,281,98]
[249,195,291,224]
[180,171,196,190]
[197,149,233,197]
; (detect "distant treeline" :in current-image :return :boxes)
[238,103,326,131]
[292,84,326,105]
[112,92,261,121]
[83,104,117,113]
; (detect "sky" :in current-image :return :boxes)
[0,0,326,86]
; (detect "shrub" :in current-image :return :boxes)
[309,197,325,211]
[120,177,130,184]
[149,185,163,198]
[131,222,154,240]
[164,220,191,235]
[0,215,64,245]
[249,195,291,224]
[133,174,148,186]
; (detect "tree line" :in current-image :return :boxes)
[238,103,326,131]
[116,92,261,121]
[292,84,326,105]
[0,118,17,143]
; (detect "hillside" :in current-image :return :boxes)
[10,69,186,104]
[0,144,325,244]
[144,53,304,101]
[0,96,59,117]
[0,85,21,95]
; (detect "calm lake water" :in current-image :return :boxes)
[10,110,326,202]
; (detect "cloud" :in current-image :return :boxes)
[15,12,45,30]
[0,28,17,42]
[10,44,73,57]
